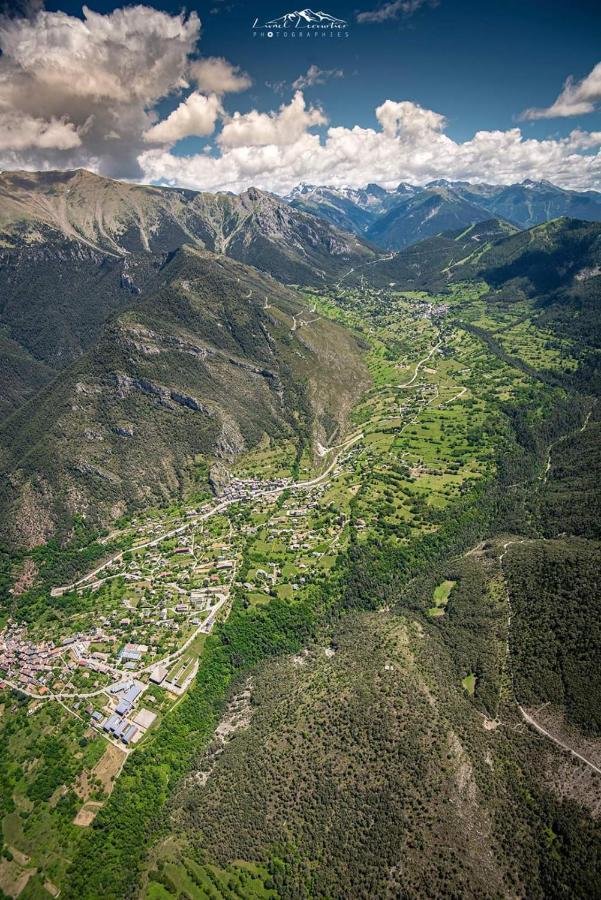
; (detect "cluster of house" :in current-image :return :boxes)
[0,625,64,692]
[219,475,290,502]
[1,523,241,697]
[235,487,349,594]
[0,625,124,693]
[418,301,449,319]
[1,614,167,695]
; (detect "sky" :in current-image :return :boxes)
[0,0,600,193]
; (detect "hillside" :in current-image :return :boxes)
[454,179,601,229]
[356,218,520,289]
[0,230,158,372]
[0,247,367,546]
[365,186,504,250]
[451,217,601,293]
[0,331,54,419]
[142,594,598,899]
[0,170,380,410]
[366,217,601,307]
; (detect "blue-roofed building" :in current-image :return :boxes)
[113,719,128,738]
[122,724,138,745]
[104,712,120,732]
[113,682,143,716]
[123,683,143,704]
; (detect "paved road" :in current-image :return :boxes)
[398,340,443,389]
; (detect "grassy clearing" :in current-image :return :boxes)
[428,579,456,617]
[462,673,476,695]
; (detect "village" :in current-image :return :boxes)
[0,466,352,753]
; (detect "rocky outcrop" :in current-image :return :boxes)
[110,374,210,414]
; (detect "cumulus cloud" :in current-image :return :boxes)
[292,65,344,90]
[0,4,200,176]
[357,0,437,24]
[143,93,222,144]
[139,99,601,195]
[521,61,601,120]
[565,129,601,151]
[376,99,445,137]
[0,110,81,150]
[218,91,326,148]
[190,57,251,95]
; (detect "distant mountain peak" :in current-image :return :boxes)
[520,178,560,190]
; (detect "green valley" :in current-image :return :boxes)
[0,173,600,900]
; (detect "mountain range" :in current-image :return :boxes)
[286,179,601,249]
[1,168,600,547]
[0,169,380,406]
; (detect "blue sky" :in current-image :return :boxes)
[43,0,601,141]
[2,0,601,191]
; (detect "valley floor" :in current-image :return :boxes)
[1,280,600,898]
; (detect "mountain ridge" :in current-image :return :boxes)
[0,168,382,415]
[0,169,376,279]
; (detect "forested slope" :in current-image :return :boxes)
[0,247,367,546]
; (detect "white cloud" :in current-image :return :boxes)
[357,0,436,24]
[292,65,344,90]
[139,99,601,195]
[0,6,199,102]
[0,110,81,150]
[0,6,600,197]
[190,57,251,95]
[0,4,200,176]
[375,99,445,137]
[218,91,326,148]
[521,61,601,120]
[143,93,222,144]
[565,129,601,151]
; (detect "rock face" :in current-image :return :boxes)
[209,461,231,496]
